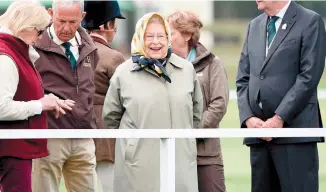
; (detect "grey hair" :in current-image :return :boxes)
[52,0,84,15]
[148,15,165,25]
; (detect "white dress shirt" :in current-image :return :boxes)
[260,0,291,109]
[0,27,42,121]
[49,25,81,61]
[266,0,291,55]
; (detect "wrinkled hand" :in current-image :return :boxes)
[40,94,75,119]
[261,115,284,128]
[259,115,284,142]
[53,99,75,119]
[245,117,264,128]
[245,117,272,142]
[39,93,61,112]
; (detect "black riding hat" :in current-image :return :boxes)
[82,0,126,30]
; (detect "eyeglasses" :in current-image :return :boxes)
[35,28,45,37]
[144,34,167,42]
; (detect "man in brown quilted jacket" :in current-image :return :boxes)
[31,0,100,191]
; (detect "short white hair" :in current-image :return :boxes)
[52,0,84,15]
[0,1,51,36]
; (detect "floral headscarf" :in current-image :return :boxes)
[131,12,173,83]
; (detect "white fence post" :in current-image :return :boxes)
[160,138,176,192]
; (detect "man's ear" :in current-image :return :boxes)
[108,20,115,30]
[48,8,53,17]
[82,12,86,20]
[99,24,105,31]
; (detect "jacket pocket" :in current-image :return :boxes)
[125,138,139,163]
[76,96,95,128]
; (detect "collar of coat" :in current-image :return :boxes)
[34,25,97,60]
[192,43,216,72]
[192,42,211,65]
[91,35,113,49]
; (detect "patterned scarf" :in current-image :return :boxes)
[131,12,173,83]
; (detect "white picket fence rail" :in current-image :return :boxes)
[1,128,325,192]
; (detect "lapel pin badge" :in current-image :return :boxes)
[282,23,287,30]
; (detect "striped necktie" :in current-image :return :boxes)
[62,42,77,68]
[267,16,279,47]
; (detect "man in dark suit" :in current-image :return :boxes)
[236,0,325,191]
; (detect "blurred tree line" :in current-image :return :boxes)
[214,1,326,19]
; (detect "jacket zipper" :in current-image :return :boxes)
[75,67,79,95]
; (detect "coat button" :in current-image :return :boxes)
[260,75,265,80]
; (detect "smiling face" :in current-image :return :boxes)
[144,22,168,59]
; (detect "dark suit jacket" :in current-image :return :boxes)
[236,2,326,145]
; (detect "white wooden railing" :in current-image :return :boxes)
[1,128,325,192]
